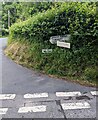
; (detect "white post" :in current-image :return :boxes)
[8,10,10,28]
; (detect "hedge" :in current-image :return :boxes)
[7,2,98,84]
[9,2,97,48]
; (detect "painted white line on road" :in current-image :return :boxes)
[61,102,91,110]
[24,93,48,98]
[0,108,8,114]
[18,105,46,113]
[91,91,98,96]
[0,94,16,100]
[56,91,81,97]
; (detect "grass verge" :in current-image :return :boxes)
[4,39,97,87]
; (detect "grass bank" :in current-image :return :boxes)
[5,2,98,87]
[5,39,97,87]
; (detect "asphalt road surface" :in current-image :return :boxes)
[0,38,97,119]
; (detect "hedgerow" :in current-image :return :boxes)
[9,2,97,47]
[7,2,98,85]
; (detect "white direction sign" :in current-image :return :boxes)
[57,41,70,49]
[42,49,52,53]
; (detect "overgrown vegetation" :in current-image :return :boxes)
[4,2,98,86]
[2,2,55,35]
[0,3,2,37]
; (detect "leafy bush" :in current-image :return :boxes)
[84,67,98,81]
[7,2,98,85]
[9,2,97,48]
[2,28,9,36]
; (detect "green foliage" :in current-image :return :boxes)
[84,67,98,81]
[2,28,9,36]
[7,2,98,85]
[6,39,98,85]
[2,2,56,30]
[2,2,18,29]
[9,2,97,48]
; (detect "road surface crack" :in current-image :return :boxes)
[55,100,67,120]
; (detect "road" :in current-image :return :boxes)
[0,38,97,119]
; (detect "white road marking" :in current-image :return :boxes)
[56,91,81,97]
[91,91,98,96]
[0,108,8,114]
[0,94,16,100]
[18,105,46,113]
[24,93,48,98]
[61,102,91,110]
